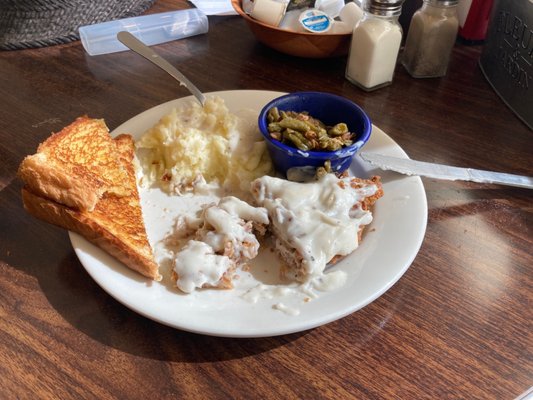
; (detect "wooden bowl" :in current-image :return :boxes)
[231,0,351,58]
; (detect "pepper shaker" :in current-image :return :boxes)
[345,0,404,91]
[402,0,459,78]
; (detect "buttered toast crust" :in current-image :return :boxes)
[21,188,159,280]
[18,117,160,281]
[18,117,130,211]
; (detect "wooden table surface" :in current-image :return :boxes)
[1,1,531,399]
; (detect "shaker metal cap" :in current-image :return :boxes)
[364,0,405,16]
[424,0,458,5]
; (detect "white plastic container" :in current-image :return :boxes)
[299,9,333,33]
[339,2,364,30]
[315,0,345,18]
[279,9,308,32]
[251,0,288,27]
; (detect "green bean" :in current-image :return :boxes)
[266,107,356,152]
[304,120,326,136]
[328,123,349,136]
[316,127,329,140]
[328,138,344,151]
[315,160,332,179]
[315,167,327,179]
[279,117,311,133]
[267,107,280,123]
[268,122,282,132]
[286,129,311,151]
[318,137,342,151]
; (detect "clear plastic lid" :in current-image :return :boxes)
[79,9,208,56]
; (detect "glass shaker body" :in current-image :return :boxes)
[402,0,459,78]
[345,2,403,91]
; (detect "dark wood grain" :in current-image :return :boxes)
[1,1,531,399]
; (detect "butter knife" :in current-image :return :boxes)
[360,152,533,189]
[117,31,206,106]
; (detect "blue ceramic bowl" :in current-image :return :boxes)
[258,92,372,177]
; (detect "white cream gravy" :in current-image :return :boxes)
[252,174,378,280]
[172,196,268,293]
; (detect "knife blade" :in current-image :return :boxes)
[360,152,533,189]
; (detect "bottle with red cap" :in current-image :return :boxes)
[457,0,494,43]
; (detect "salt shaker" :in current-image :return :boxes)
[402,0,459,78]
[345,0,404,91]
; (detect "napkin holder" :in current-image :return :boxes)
[479,0,532,130]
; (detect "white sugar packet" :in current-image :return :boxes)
[189,0,237,16]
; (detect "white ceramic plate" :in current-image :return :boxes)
[69,90,427,338]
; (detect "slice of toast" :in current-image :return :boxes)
[18,117,130,211]
[18,117,160,281]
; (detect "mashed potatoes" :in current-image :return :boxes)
[136,96,272,196]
